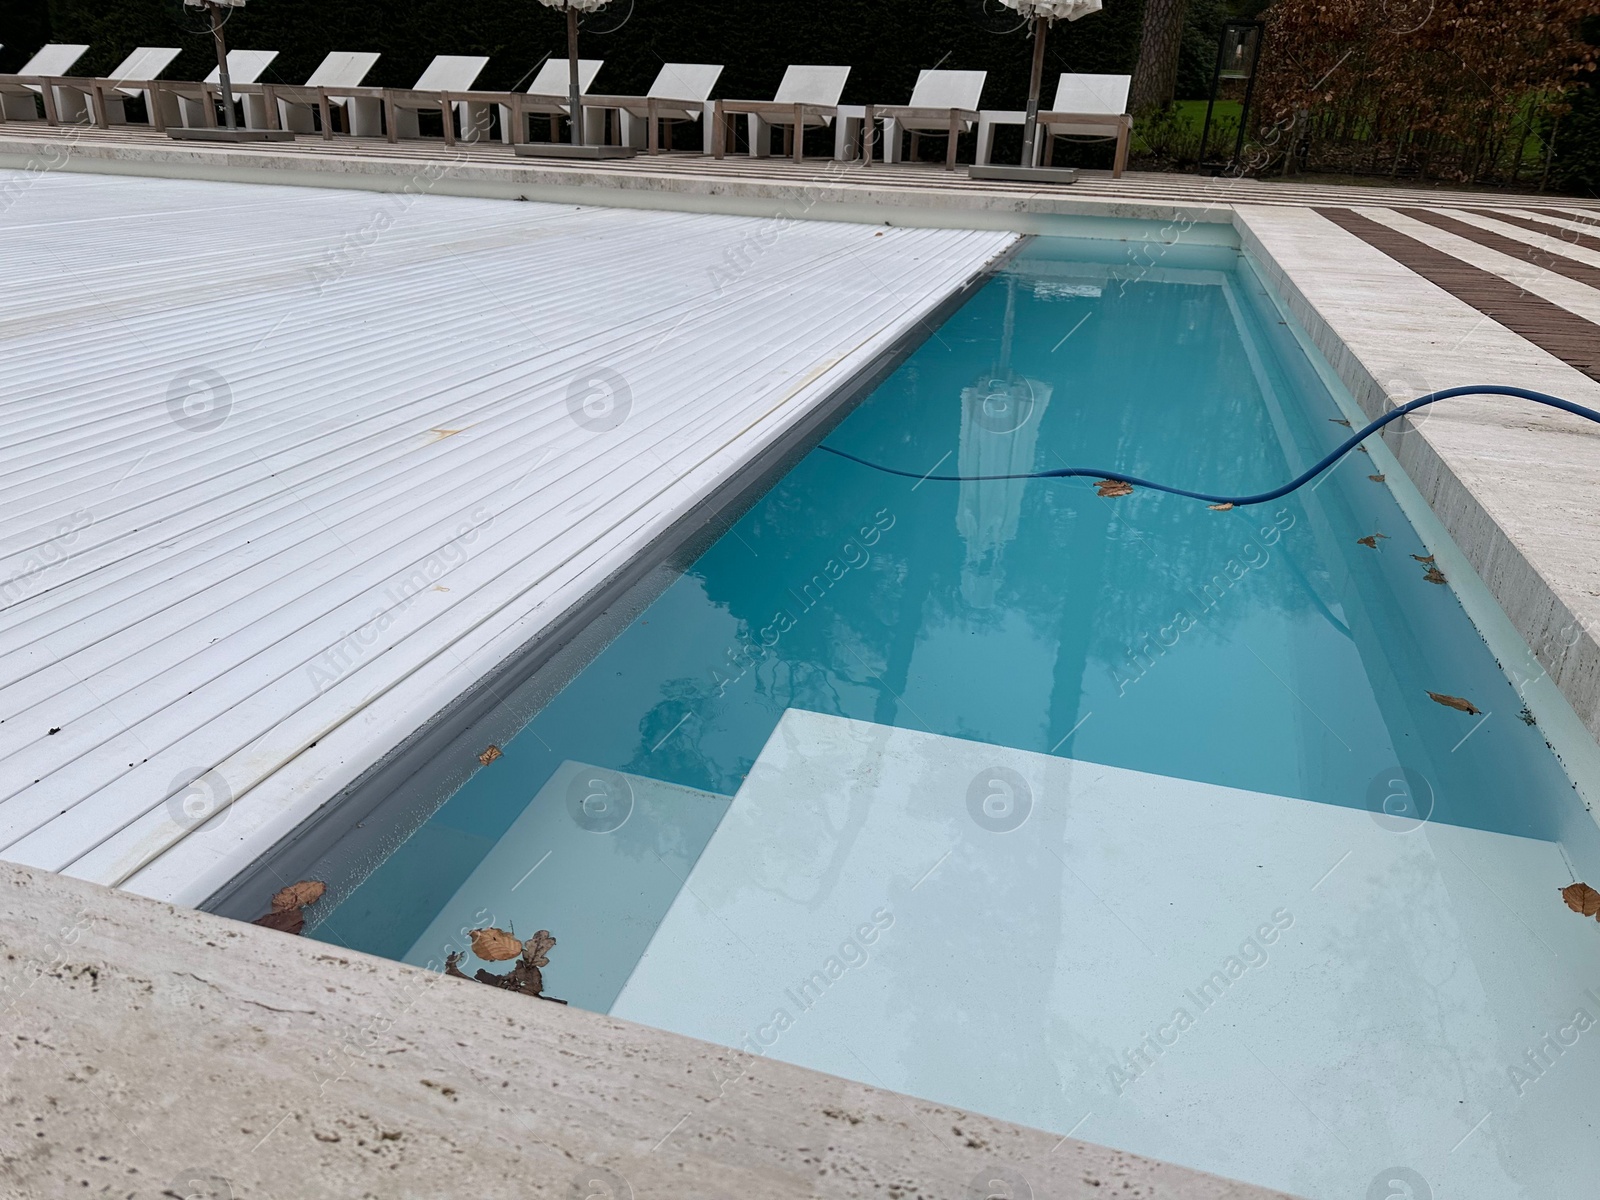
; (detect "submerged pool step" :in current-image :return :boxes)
[610,708,1599,1200]
[401,761,731,1012]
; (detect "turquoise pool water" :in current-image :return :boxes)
[311,231,1600,1200]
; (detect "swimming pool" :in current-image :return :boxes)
[306,229,1600,1199]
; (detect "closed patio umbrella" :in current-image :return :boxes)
[537,0,615,147]
[999,0,1103,171]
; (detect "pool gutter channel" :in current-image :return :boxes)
[201,237,1029,923]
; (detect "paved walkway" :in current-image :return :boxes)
[1,122,1596,214]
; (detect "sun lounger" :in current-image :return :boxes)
[713,65,851,163]
[584,63,723,154]
[44,46,181,126]
[0,44,89,121]
[501,57,604,145]
[159,49,279,129]
[864,69,987,169]
[341,55,488,141]
[975,72,1131,177]
[262,51,380,135]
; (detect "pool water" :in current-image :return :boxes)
[311,232,1600,1200]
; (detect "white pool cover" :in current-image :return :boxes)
[0,169,1014,904]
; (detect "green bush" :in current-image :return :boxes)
[1550,14,1600,196]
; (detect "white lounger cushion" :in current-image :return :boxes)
[771,64,850,107]
[647,62,722,105]
[106,47,181,85]
[204,50,279,86]
[525,57,603,97]
[304,50,380,88]
[17,44,89,77]
[413,55,489,91]
[907,68,987,111]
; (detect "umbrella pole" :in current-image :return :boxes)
[1019,15,1049,168]
[209,2,238,131]
[567,5,583,146]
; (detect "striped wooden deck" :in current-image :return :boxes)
[1318,206,1600,382]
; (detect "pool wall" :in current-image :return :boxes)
[1236,209,1600,827]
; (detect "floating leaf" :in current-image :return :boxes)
[1329,417,1352,427]
[1412,554,1435,563]
[1423,565,1447,585]
[1208,502,1235,511]
[1560,882,1600,919]
[1095,479,1133,498]
[271,880,326,912]
[446,933,566,1004]
[1356,533,1389,549]
[1369,474,1386,483]
[253,908,306,935]
[524,929,557,969]
[1427,691,1481,716]
[469,927,522,962]
[478,744,503,766]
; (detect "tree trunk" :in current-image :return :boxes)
[1130,0,1191,113]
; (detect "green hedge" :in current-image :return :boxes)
[1550,14,1600,197]
[14,0,1146,108]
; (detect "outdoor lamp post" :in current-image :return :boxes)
[970,0,1104,184]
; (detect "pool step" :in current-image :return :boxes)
[612,707,1600,1200]
[402,761,731,1012]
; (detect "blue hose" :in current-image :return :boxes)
[818,385,1600,507]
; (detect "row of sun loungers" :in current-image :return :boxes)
[0,43,1133,174]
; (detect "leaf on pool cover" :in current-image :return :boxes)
[1412,554,1435,563]
[1356,533,1389,548]
[1427,691,1481,715]
[1560,882,1600,919]
[1329,417,1352,427]
[478,744,503,766]
[1208,502,1235,511]
[469,927,522,962]
[1369,474,1386,483]
[1095,479,1134,498]
[1423,565,1448,584]
[253,907,306,936]
[271,880,326,911]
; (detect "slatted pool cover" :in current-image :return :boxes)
[0,169,1014,904]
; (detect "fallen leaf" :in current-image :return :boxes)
[1411,554,1435,563]
[524,929,556,968]
[1427,691,1481,715]
[1423,565,1447,585]
[1356,533,1389,548]
[1208,502,1235,511]
[1519,705,1537,726]
[271,880,326,911]
[1356,445,1370,454]
[478,744,503,766]
[1369,474,1386,483]
[1095,479,1134,498]
[253,907,306,935]
[1560,882,1600,918]
[1328,417,1352,427]
[470,927,522,962]
[445,931,567,1004]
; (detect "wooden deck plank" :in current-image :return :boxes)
[1317,206,1600,381]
